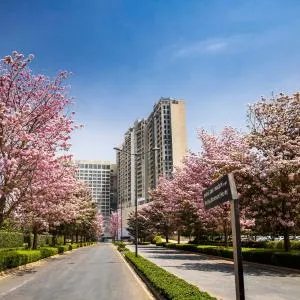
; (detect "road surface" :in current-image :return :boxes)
[128,244,300,300]
[0,244,153,300]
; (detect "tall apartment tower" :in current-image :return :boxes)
[76,160,117,217]
[146,98,187,192]
[116,98,187,208]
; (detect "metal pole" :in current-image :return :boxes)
[135,154,138,257]
[116,201,118,241]
[120,197,123,241]
[229,174,245,300]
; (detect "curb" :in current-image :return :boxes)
[124,255,165,300]
[127,245,222,300]
[112,246,156,300]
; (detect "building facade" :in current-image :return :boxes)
[116,97,187,219]
[76,160,117,217]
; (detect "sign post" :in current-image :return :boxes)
[228,174,245,300]
[202,173,245,300]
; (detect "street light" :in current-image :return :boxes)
[114,146,159,257]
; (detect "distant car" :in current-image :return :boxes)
[256,236,271,242]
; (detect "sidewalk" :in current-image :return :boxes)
[128,244,300,300]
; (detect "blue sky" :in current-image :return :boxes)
[1,0,300,161]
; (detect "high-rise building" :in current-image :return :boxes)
[145,98,187,193]
[75,160,117,217]
[116,97,187,213]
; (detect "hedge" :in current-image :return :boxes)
[0,231,24,248]
[39,247,59,258]
[139,242,151,245]
[188,240,300,250]
[38,234,53,247]
[124,251,216,300]
[152,235,163,244]
[0,250,41,271]
[265,240,300,250]
[0,247,25,253]
[0,242,96,271]
[164,243,300,270]
[156,241,167,247]
[57,245,72,254]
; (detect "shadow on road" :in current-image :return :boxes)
[15,268,37,276]
[138,246,300,278]
[175,262,300,277]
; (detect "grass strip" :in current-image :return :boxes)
[124,250,216,300]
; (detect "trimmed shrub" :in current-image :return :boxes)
[0,247,25,253]
[125,251,215,300]
[116,242,127,252]
[38,234,52,247]
[0,231,24,248]
[265,240,300,250]
[0,242,95,271]
[40,247,59,258]
[114,241,125,247]
[0,250,41,271]
[56,236,64,245]
[139,242,151,245]
[71,243,79,249]
[155,241,166,247]
[152,235,163,244]
[57,245,71,254]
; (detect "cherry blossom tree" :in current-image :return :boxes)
[127,205,153,242]
[174,127,252,245]
[14,156,78,248]
[68,183,102,243]
[240,92,300,251]
[0,51,76,227]
[109,211,120,241]
[149,176,178,243]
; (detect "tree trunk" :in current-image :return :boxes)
[52,234,57,246]
[283,229,290,252]
[32,229,38,250]
[165,233,169,243]
[63,235,67,245]
[27,233,33,249]
[0,196,6,228]
[195,230,200,244]
[177,231,181,244]
[71,235,74,244]
[224,226,228,247]
[75,234,78,243]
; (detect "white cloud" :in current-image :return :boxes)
[174,38,229,57]
[173,38,231,57]
[172,32,263,58]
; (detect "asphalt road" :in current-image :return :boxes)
[128,245,300,300]
[0,244,153,300]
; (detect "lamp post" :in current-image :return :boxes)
[114,146,159,257]
[120,197,123,241]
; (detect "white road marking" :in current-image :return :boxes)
[0,277,34,297]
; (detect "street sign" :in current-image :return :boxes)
[202,174,233,209]
[202,173,245,300]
